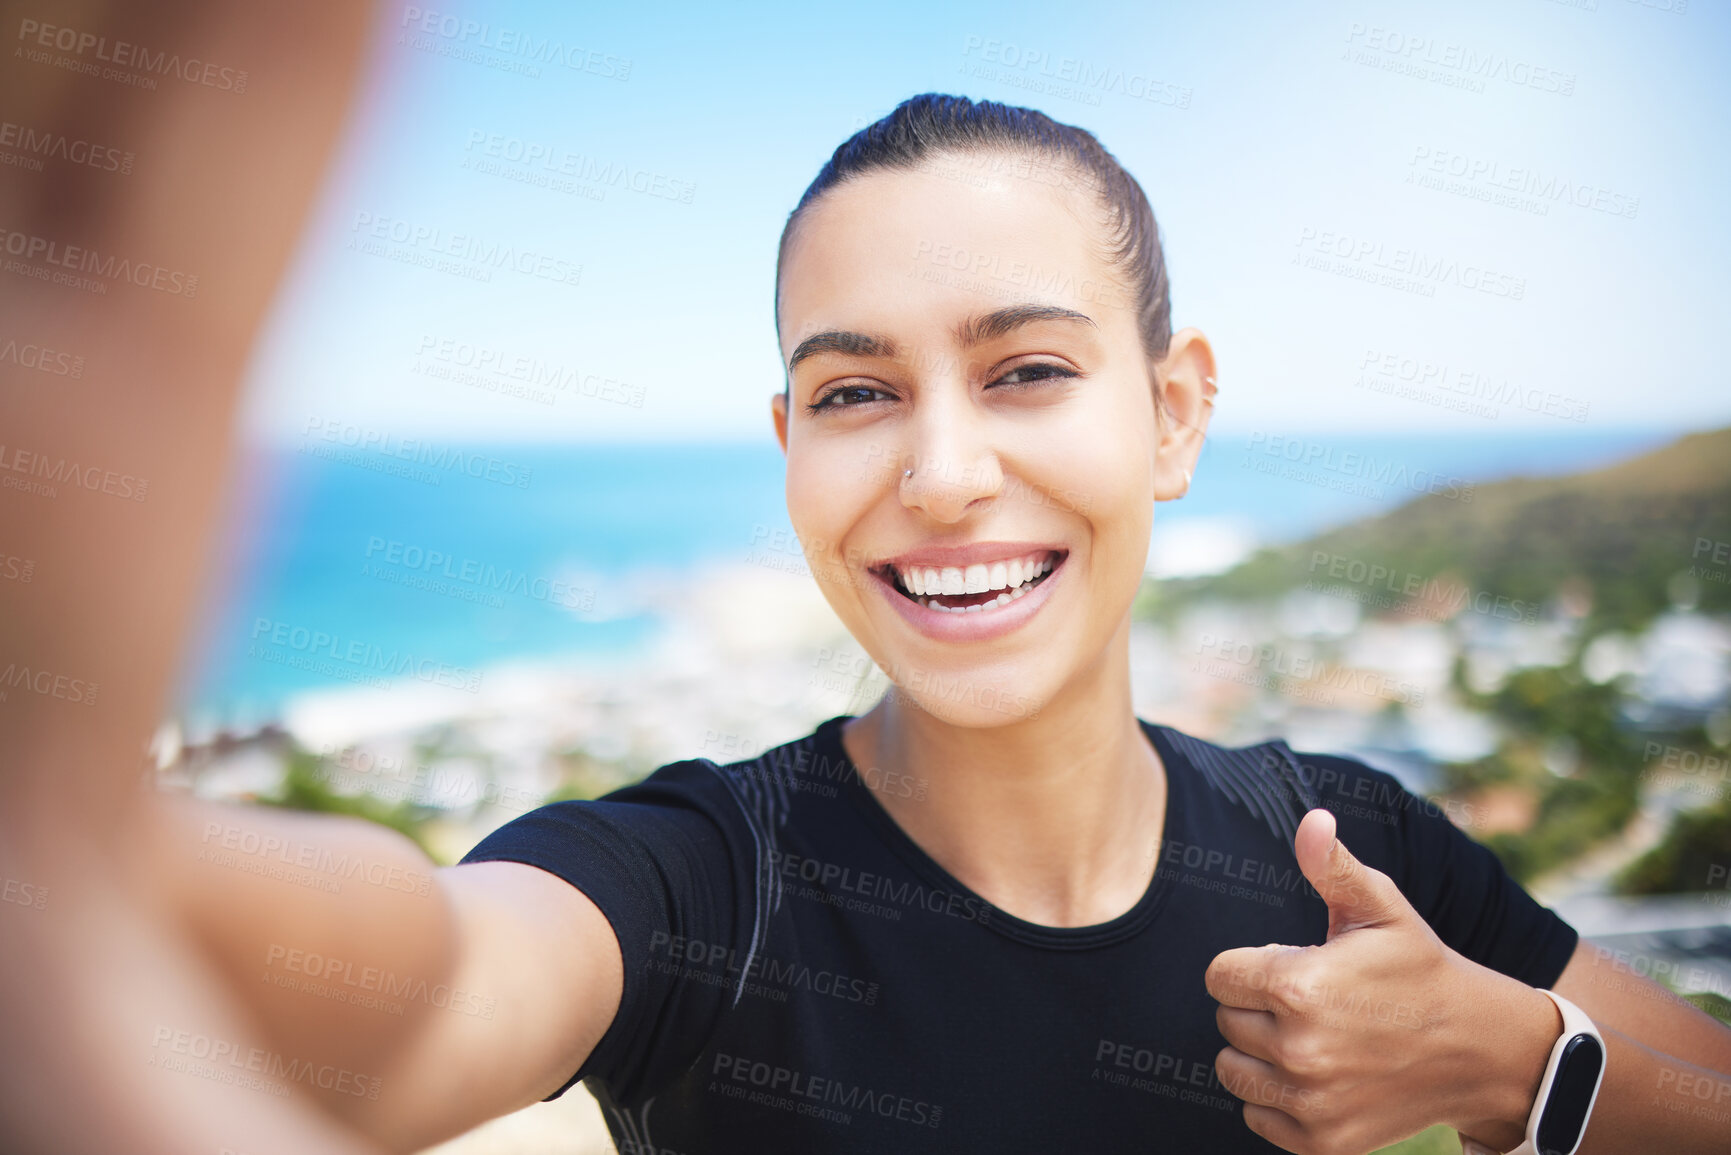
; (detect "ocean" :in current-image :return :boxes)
[176,428,1679,724]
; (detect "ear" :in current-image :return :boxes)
[771,390,790,455]
[1151,327,1215,502]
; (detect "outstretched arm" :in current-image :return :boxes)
[0,3,621,1151]
[140,794,627,1152]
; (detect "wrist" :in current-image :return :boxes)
[1454,971,1562,1150]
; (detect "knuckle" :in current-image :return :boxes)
[1277,1034,1331,1081]
[1305,1051,1338,1083]
[1275,967,1322,1013]
[1271,1031,1307,1072]
[1252,958,1286,997]
[1280,976,1315,1011]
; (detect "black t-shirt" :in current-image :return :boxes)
[460,715,1578,1154]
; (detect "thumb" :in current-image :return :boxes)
[1294,808,1406,937]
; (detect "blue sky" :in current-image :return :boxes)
[237,0,1731,445]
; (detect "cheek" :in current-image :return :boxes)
[1017,387,1157,537]
[784,443,869,575]
[1085,446,1156,594]
[1073,435,1154,518]
[1021,387,1157,611]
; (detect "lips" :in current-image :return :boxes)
[867,543,1068,643]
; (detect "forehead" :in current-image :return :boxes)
[777,154,1134,359]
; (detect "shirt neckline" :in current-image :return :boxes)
[815,714,1191,951]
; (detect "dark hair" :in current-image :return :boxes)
[774,93,1172,362]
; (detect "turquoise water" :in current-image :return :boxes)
[176,429,1679,722]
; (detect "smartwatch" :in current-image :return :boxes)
[1504,989,1606,1155]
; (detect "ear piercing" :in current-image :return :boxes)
[903,468,914,479]
[1182,468,1193,489]
[1202,375,1217,408]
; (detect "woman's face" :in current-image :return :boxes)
[774,151,1210,727]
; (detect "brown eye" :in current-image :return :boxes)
[807,384,893,414]
[993,362,1078,387]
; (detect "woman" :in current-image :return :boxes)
[142,95,1731,1154]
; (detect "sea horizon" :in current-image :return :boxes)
[175,424,1698,727]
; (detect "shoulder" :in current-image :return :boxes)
[1279,745,1486,897]
[553,718,857,875]
[1274,745,1578,982]
[1248,742,1542,936]
[1283,747,1467,830]
[606,717,846,831]
[1150,721,1323,848]
[1150,721,1449,876]
[460,720,839,875]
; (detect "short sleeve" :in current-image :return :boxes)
[1295,752,1579,989]
[458,759,760,1103]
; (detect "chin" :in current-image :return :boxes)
[863,646,1058,728]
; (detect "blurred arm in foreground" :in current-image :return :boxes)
[0,4,622,1152]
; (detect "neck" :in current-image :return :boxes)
[842,618,1166,928]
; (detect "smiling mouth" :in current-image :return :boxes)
[875,550,1066,615]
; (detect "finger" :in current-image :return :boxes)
[1241,1101,1308,1153]
[1214,1045,1313,1113]
[1205,945,1304,1012]
[1215,1004,1280,1063]
[1294,808,1408,937]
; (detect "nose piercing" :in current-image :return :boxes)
[903,468,914,479]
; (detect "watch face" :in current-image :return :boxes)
[1536,1034,1605,1155]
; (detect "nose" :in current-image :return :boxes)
[895,391,1004,524]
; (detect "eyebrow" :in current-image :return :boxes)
[787,330,899,373]
[954,303,1096,347]
[786,303,1097,374]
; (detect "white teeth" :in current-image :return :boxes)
[898,551,1059,605]
[919,583,1031,614]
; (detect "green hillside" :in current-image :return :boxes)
[1137,427,1731,886]
[1141,427,1731,633]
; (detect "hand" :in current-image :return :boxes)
[1204,809,1559,1155]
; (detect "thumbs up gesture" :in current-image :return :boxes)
[1204,809,1558,1155]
